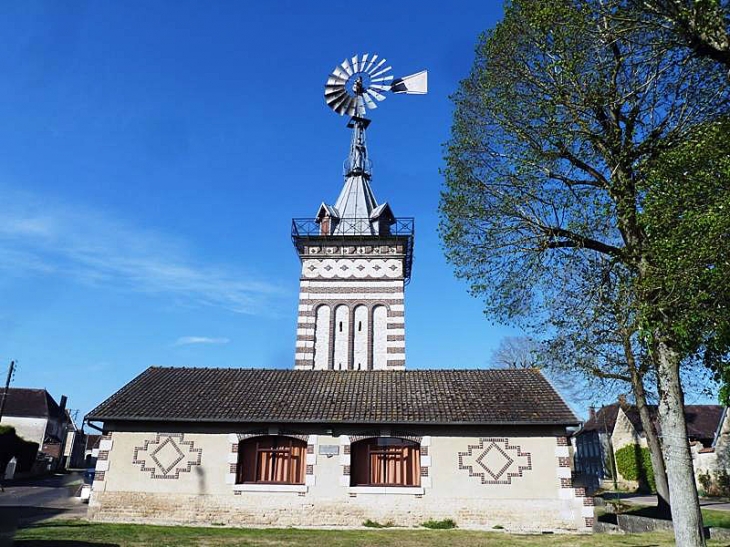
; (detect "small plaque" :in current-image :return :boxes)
[318,445,340,456]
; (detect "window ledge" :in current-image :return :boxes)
[233,484,307,493]
[348,486,424,495]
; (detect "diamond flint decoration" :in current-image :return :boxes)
[133,433,202,479]
[458,438,532,485]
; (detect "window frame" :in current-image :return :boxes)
[350,437,421,487]
[236,435,307,486]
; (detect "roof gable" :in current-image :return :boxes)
[581,402,724,442]
[1,388,65,420]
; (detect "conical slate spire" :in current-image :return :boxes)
[316,118,394,236]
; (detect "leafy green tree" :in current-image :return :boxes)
[538,258,672,516]
[630,0,730,70]
[440,0,729,544]
[639,118,730,400]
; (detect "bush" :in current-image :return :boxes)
[717,469,730,497]
[0,426,40,472]
[421,518,457,529]
[614,444,656,493]
[362,519,394,528]
[699,470,713,495]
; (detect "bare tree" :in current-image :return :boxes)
[490,336,540,369]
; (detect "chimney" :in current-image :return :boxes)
[617,394,627,408]
[588,406,596,420]
[59,395,67,412]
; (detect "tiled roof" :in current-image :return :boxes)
[0,388,66,421]
[581,403,724,443]
[86,367,579,426]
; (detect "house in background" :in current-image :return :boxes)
[63,414,90,469]
[574,400,727,493]
[0,387,71,471]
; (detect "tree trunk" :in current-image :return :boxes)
[632,372,672,517]
[623,329,671,515]
[654,338,706,547]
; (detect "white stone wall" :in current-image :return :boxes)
[353,305,368,370]
[0,416,47,446]
[89,429,593,532]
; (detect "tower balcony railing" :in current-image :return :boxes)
[291,217,415,283]
[291,217,414,239]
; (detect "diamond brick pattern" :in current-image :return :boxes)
[133,433,202,480]
[458,438,532,485]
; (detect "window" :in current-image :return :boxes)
[350,438,420,487]
[236,436,306,484]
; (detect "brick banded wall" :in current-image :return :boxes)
[555,436,594,531]
[295,242,407,370]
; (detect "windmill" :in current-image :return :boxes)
[324,54,427,118]
[323,54,427,178]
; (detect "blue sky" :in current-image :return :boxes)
[0,1,561,420]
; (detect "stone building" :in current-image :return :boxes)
[85,81,591,532]
[86,368,589,531]
[574,401,727,493]
[0,387,70,469]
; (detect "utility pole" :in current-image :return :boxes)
[0,361,16,423]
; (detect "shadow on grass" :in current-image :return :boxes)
[14,542,118,546]
[1,506,85,530]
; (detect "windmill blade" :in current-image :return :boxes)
[391,70,428,94]
[370,65,392,79]
[325,89,347,105]
[351,55,360,73]
[325,84,346,95]
[332,66,350,81]
[365,58,386,76]
[340,58,353,76]
[327,75,347,86]
[371,75,394,83]
[345,99,357,117]
[364,54,379,73]
[330,93,350,113]
[360,53,369,70]
[366,88,386,102]
[362,93,377,110]
[335,96,353,116]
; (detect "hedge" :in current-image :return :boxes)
[614,444,656,493]
[0,425,40,472]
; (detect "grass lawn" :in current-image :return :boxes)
[701,508,730,529]
[613,504,730,529]
[12,519,729,547]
